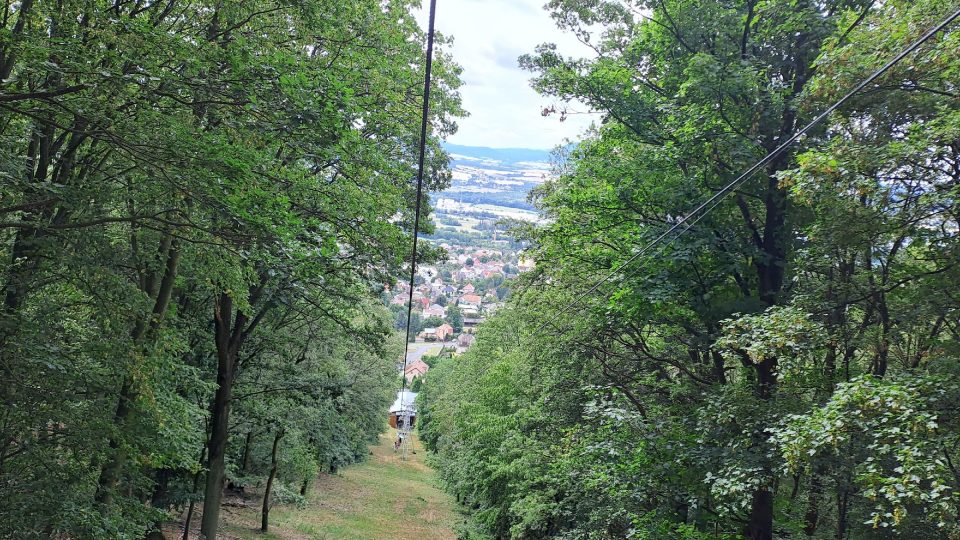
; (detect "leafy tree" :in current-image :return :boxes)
[228,307,398,532]
[421,316,445,330]
[397,311,423,342]
[0,0,464,537]
[421,355,440,368]
[446,305,464,332]
[423,1,960,539]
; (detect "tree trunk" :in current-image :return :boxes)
[261,429,284,532]
[743,356,779,540]
[181,445,206,540]
[742,164,791,540]
[94,377,134,505]
[711,350,727,384]
[199,342,235,540]
[0,122,91,400]
[141,467,174,540]
[0,0,34,79]
[0,29,86,318]
[96,236,181,503]
[746,488,774,540]
[200,288,261,540]
[1,225,43,315]
[1,126,54,341]
[181,500,196,540]
[836,489,850,540]
[241,431,254,474]
[803,471,822,536]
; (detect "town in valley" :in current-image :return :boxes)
[386,144,549,388]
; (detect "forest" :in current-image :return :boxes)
[0,0,463,538]
[418,0,960,539]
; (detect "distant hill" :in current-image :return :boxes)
[442,143,552,165]
[428,143,552,227]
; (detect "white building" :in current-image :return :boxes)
[389,389,418,429]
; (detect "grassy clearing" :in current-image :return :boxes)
[421,343,445,356]
[168,429,460,540]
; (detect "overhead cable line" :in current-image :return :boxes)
[395,0,438,458]
[529,6,960,337]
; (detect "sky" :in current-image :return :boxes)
[417,0,597,150]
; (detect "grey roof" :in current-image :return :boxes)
[389,389,418,414]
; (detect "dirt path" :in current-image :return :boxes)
[168,430,460,540]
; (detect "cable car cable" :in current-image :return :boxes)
[395,0,439,457]
[527,6,960,339]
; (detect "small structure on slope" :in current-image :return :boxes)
[389,389,418,429]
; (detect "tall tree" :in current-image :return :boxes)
[0,0,463,537]
[422,1,960,539]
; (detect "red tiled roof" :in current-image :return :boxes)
[404,359,429,374]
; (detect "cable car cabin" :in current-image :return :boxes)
[389,411,416,429]
[389,389,417,429]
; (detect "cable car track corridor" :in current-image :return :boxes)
[168,430,459,540]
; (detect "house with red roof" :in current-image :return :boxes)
[404,359,429,382]
[436,323,454,341]
[459,294,482,308]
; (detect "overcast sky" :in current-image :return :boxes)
[417,0,597,150]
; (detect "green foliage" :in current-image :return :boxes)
[774,375,960,532]
[422,316,445,330]
[447,305,464,332]
[0,0,463,537]
[423,1,960,539]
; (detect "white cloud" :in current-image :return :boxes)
[417,0,598,149]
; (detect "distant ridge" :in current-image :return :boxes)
[442,143,552,164]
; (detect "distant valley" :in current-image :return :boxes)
[427,143,553,246]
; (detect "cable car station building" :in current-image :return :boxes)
[389,389,418,429]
